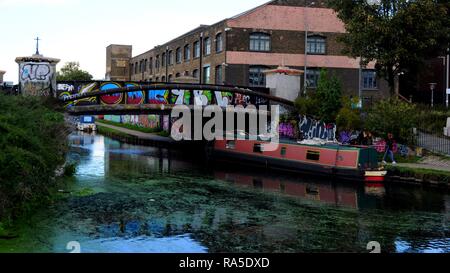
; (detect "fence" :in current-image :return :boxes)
[415,130,450,156]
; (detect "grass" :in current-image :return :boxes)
[387,165,450,184]
[96,119,163,134]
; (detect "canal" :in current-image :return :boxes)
[1,132,449,253]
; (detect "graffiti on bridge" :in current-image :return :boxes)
[57,81,268,108]
[104,115,161,129]
[299,116,337,141]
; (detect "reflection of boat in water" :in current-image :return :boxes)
[213,138,387,182]
[214,170,360,208]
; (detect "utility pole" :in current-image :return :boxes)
[303,2,309,96]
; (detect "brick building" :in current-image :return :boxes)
[0,70,5,84]
[106,0,390,102]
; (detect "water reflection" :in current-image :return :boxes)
[2,132,447,253]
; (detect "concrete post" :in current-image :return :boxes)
[15,54,60,97]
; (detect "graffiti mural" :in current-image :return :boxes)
[19,62,56,96]
[299,116,336,141]
[126,83,145,105]
[149,90,169,104]
[57,81,271,108]
[373,139,410,156]
[339,131,360,145]
[279,123,297,139]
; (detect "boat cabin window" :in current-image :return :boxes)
[306,150,320,161]
[253,143,264,153]
[281,147,287,157]
[226,140,236,150]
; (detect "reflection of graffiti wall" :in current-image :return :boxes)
[299,116,336,141]
[19,62,56,96]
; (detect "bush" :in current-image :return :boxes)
[336,97,362,131]
[365,98,418,145]
[0,94,69,221]
[294,69,342,123]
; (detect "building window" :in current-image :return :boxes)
[204,37,211,56]
[176,48,182,64]
[155,77,159,82]
[216,33,223,53]
[168,50,174,66]
[155,55,160,69]
[176,73,181,78]
[194,41,200,58]
[162,76,166,82]
[362,70,378,90]
[306,69,321,88]
[307,35,326,55]
[135,62,138,74]
[184,71,189,76]
[193,69,199,79]
[249,66,268,87]
[162,53,166,67]
[203,65,211,84]
[184,44,191,61]
[250,33,271,52]
[144,59,148,72]
[130,64,134,75]
[149,57,153,74]
[168,74,173,82]
[215,65,223,85]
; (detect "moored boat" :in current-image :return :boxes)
[212,138,387,182]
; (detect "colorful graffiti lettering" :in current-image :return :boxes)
[171,89,191,105]
[279,123,297,138]
[215,91,234,107]
[149,90,169,104]
[299,116,336,141]
[19,62,55,96]
[126,83,145,105]
[193,90,213,106]
[100,82,123,105]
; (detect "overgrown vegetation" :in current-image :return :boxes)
[295,69,342,123]
[365,98,418,144]
[415,104,450,133]
[0,94,69,225]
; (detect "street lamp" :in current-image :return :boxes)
[429,83,437,108]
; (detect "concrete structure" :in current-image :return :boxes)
[105,44,132,81]
[15,53,60,97]
[0,70,5,84]
[265,66,303,102]
[106,0,390,104]
[445,117,450,137]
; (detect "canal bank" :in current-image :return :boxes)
[1,132,448,253]
[94,121,450,188]
[0,94,72,238]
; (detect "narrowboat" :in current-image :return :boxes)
[212,138,387,182]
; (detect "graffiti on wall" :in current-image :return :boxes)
[20,62,55,96]
[299,116,337,141]
[373,140,410,157]
[104,115,161,129]
[279,123,297,139]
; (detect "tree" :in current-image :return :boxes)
[56,62,93,81]
[365,98,418,144]
[328,0,450,95]
[336,97,363,131]
[295,69,342,123]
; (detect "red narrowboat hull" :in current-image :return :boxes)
[212,139,387,182]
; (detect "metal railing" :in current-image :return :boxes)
[415,129,450,156]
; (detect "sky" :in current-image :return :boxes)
[0,0,269,83]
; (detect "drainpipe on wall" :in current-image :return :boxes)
[446,48,449,108]
[165,46,169,82]
[303,4,309,96]
[199,32,204,84]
